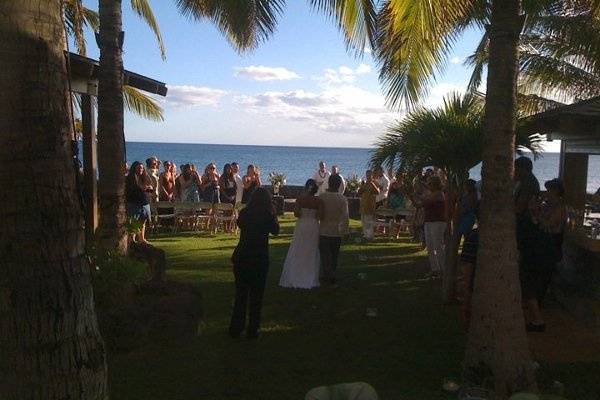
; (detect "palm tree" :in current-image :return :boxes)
[372,0,544,396]
[466,2,600,112]
[97,0,169,252]
[64,0,165,121]
[371,92,543,304]
[0,1,107,397]
[96,0,377,253]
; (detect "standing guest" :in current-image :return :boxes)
[459,212,479,330]
[423,176,447,277]
[313,161,331,195]
[126,161,154,244]
[514,157,541,328]
[176,164,201,202]
[159,161,176,201]
[201,163,220,203]
[232,162,244,205]
[242,164,262,204]
[374,166,390,207]
[525,178,567,332]
[146,157,160,203]
[219,163,237,205]
[331,165,346,194]
[358,170,380,241]
[319,175,350,286]
[411,173,427,244]
[388,172,409,238]
[457,179,478,240]
[229,188,279,339]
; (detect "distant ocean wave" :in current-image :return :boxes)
[124,141,600,193]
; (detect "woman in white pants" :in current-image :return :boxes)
[423,176,447,276]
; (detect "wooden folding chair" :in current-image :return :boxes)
[213,203,236,234]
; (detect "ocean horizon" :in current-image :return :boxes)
[124,141,599,192]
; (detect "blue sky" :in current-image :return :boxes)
[79,2,499,148]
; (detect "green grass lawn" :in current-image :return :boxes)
[107,214,600,400]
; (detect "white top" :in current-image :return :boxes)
[375,174,390,203]
[313,170,331,195]
[337,174,346,194]
[319,192,349,237]
[234,173,244,204]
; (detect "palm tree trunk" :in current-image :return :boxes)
[0,1,107,397]
[97,0,128,254]
[464,0,536,398]
[442,177,461,303]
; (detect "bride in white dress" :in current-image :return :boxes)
[279,180,324,289]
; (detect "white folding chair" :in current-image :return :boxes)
[153,201,177,233]
[194,202,214,232]
[373,207,395,237]
[213,203,236,233]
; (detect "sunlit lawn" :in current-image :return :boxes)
[108,214,600,400]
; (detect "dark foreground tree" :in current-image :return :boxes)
[0,1,107,398]
[97,0,128,253]
[463,1,536,396]
[373,0,537,396]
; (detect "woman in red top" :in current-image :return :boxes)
[423,176,447,277]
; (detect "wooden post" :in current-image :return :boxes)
[81,93,98,243]
[560,149,589,211]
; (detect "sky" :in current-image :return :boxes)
[79,1,558,150]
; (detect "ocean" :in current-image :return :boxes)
[125,142,600,193]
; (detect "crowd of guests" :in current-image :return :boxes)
[125,157,263,243]
[404,157,566,333]
[356,159,567,333]
[126,156,569,337]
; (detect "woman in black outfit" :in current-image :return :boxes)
[229,188,279,339]
[241,164,261,204]
[219,163,237,205]
[201,163,220,203]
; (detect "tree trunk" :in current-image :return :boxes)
[0,1,108,398]
[464,0,536,398]
[97,0,128,254]
[442,178,461,303]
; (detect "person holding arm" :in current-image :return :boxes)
[219,163,237,205]
[279,180,324,289]
[201,163,220,204]
[242,164,261,204]
[229,188,279,339]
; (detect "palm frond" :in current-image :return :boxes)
[130,0,167,59]
[308,0,377,55]
[374,0,480,109]
[465,30,488,93]
[83,7,100,31]
[371,92,542,176]
[519,50,600,101]
[517,92,565,117]
[123,85,164,121]
[175,0,285,52]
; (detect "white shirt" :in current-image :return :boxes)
[234,173,244,204]
[375,174,390,203]
[337,174,346,194]
[319,191,349,237]
[313,170,331,195]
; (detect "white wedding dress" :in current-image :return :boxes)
[279,208,321,289]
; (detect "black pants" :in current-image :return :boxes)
[229,263,268,336]
[319,236,342,283]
